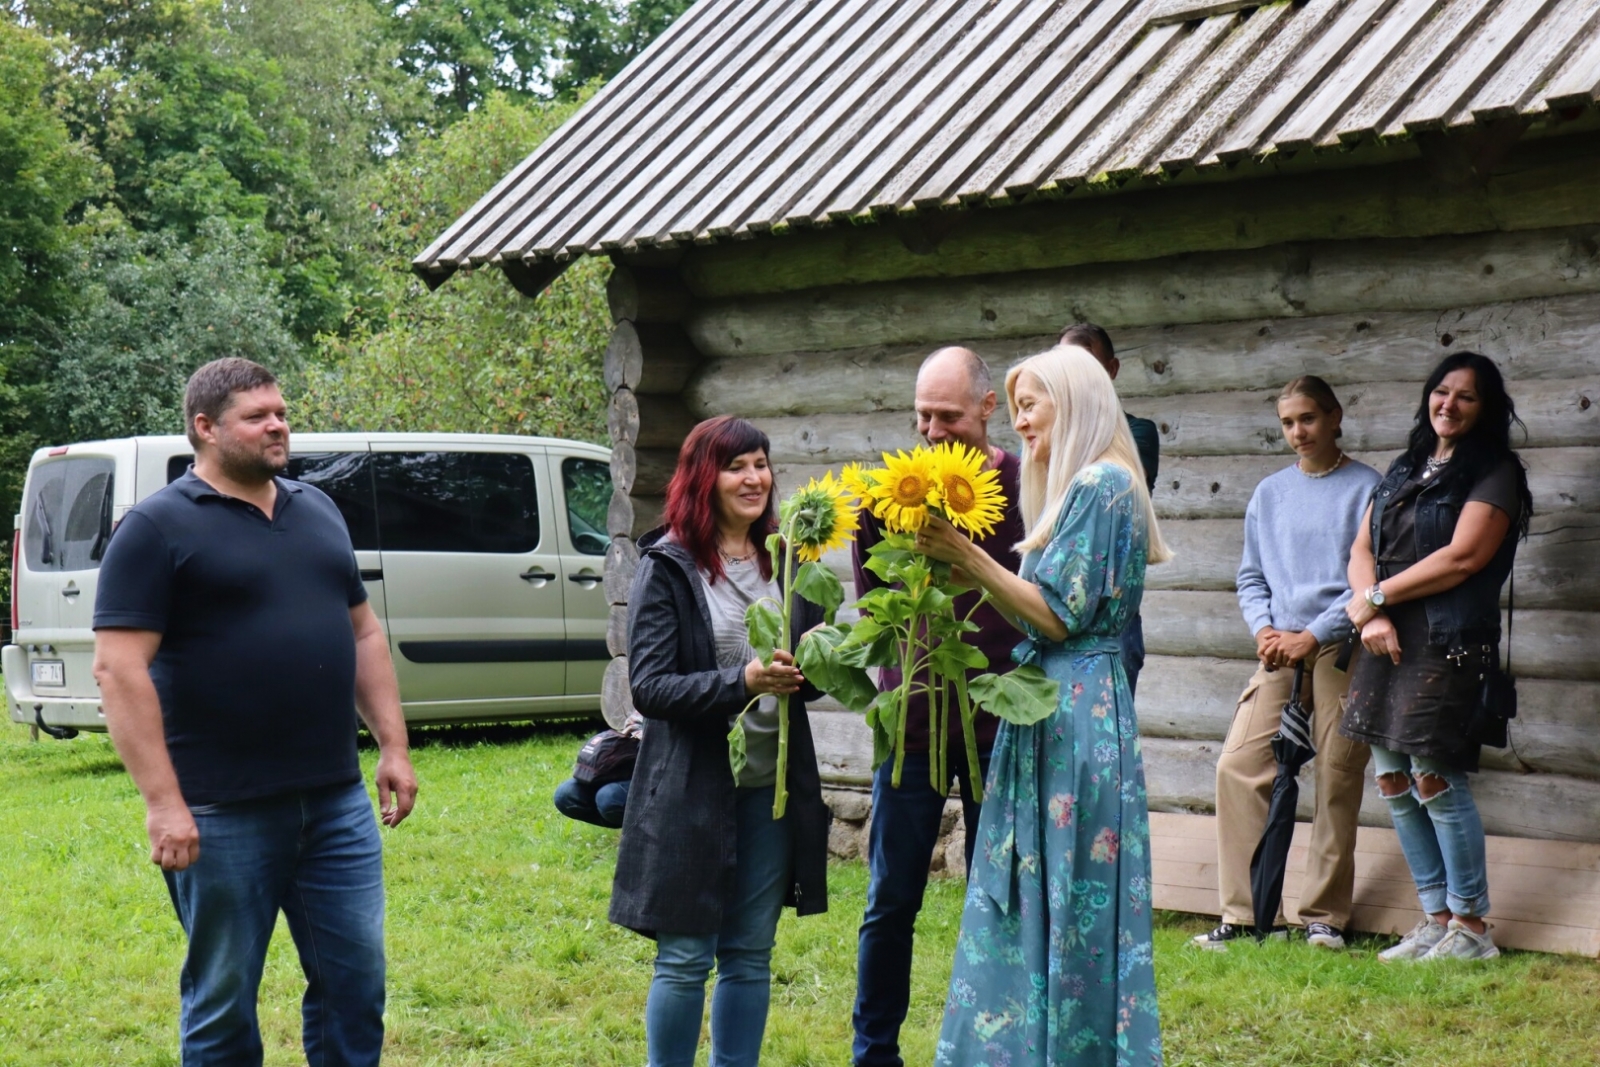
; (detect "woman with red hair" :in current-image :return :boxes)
[610,415,832,1067]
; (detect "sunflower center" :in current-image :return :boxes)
[892,474,928,506]
[943,476,977,512]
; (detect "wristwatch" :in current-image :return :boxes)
[1365,583,1386,609]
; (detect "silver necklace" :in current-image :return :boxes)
[1296,452,1345,479]
[719,543,755,563]
[1422,455,1450,480]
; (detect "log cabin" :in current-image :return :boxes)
[416,0,1600,953]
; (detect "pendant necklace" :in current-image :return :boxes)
[1422,455,1450,480]
[1297,452,1345,479]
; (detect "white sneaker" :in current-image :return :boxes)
[1378,918,1450,962]
[1421,919,1499,961]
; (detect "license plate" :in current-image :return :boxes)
[32,660,64,688]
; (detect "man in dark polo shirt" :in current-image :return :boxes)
[92,358,417,1067]
[851,346,1026,1067]
[1061,322,1161,696]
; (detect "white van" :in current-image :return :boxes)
[5,433,613,736]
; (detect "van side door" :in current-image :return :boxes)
[372,445,565,722]
[549,452,612,706]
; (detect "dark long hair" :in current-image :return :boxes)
[1403,351,1532,541]
[663,415,777,583]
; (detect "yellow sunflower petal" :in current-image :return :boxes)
[788,471,861,561]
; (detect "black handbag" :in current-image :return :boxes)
[1463,575,1518,749]
[572,729,640,786]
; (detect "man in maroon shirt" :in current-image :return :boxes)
[851,346,1026,1067]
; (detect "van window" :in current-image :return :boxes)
[289,453,378,551]
[24,457,116,572]
[373,452,540,553]
[166,451,378,550]
[561,457,611,555]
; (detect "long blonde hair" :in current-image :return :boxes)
[1006,344,1171,562]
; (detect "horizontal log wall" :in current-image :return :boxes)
[607,137,1600,842]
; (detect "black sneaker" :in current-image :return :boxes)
[1305,922,1346,950]
[1192,922,1250,950]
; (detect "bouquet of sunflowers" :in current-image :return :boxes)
[732,443,1058,817]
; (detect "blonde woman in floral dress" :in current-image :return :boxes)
[917,344,1170,1067]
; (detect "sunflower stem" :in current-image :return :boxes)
[955,674,982,804]
[928,675,942,793]
[773,516,797,820]
[891,605,916,790]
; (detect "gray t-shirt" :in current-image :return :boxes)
[698,558,781,788]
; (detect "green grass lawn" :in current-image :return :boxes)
[2,719,1598,1066]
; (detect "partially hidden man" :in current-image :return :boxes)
[851,346,1026,1067]
[93,358,418,1067]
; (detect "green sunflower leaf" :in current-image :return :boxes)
[792,561,845,623]
[968,665,1061,726]
[745,600,783,665]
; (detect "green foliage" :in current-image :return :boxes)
[40,217,300,441]
[292,92,611,440]
[967,664,1061,727]
[744,599,783,667]
[795,625,877,713]
[791,561,846,625]
[547,0,695,97]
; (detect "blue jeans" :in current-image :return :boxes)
[853,747,987,1067]
[554,777,630,828]
[645,785,792,1067]
[1371,746,1490,917]
[163,780,386,1067]
[1120,613,1146,698]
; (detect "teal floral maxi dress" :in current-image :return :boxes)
[937,462,1163,1067]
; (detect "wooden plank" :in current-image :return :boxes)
[768,447,1600,525]
[1107,6,1291,181]
[1136,654,1600,779]
[1141,589,1600,680]
[633,395,697,452]
[1003,22,1188,194]
[1141,735,1600,840]
[606,603,629,658]
[601,655,633,732]
[685,292,1600,411]
[1272,0,1441,151]
[678,138,1600,299]
[1331,0,1501,144]
[1457,0,1600,123]
[824,0,1074,217]
[684,225,1600,358]
[1150,512,1600,613]
[603,535,639,606]
[1158,0,1340,170]
[737,376,1600,459]
[1210,0,1402,163]
[1148,812,1600,954]
[1541,23,1600,108]
[1059,16,1236,185]
[1398,0,1564,132]
[607,387,640,448]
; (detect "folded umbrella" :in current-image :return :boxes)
[1249,661,1316,940]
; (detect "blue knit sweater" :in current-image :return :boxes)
[1236,458,1382,644]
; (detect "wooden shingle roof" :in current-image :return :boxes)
[415,0,1600,287]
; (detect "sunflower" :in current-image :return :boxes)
[867,448,941,533]
[787,471,860,563]
[837,461,874,507]
[929,441,1006,537]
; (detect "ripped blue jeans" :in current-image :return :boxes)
[1371,746,1490,918]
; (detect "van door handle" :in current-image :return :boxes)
[568,573,601,586]
[61,588,80,598]
[521,568,556,583]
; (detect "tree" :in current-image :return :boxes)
[41,217,300,442]
[293,93,609,443]
[547,0,693,97]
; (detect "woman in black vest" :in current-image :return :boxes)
[1339,352,1530,962]
[611,415,831,1067]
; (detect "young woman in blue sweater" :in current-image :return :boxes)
[1195,376,1382,950]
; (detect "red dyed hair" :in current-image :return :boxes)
[663,415,777,583]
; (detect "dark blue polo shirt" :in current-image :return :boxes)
[94,470,368,804]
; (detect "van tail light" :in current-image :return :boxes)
[10,530,18,636]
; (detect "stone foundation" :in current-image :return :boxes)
[821,786,968,877]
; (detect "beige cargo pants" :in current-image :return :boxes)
[1214,641,1371,930]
